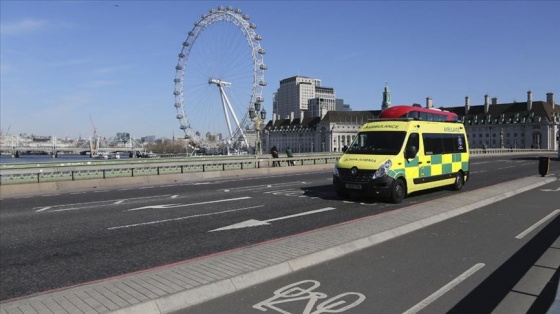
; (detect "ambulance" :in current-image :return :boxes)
[333,118,469,203]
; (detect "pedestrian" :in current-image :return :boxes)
[286,146,294,166]
[270,145,280,167]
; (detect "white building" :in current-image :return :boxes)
[308,86,336,118]
[274,75,336,119]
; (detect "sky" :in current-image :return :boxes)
[1,0,559,140]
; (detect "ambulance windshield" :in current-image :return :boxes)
[346,131,406,155]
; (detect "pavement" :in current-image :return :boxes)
[1,174,558,314]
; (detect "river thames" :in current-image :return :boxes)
[0,154,132,165]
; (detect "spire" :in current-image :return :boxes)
[381,83,391,110]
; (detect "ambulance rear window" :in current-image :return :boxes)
[423,133,467,155]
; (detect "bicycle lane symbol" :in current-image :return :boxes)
[253,280,366,314]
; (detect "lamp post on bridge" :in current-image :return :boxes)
[249,102,267,155]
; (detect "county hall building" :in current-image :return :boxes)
[261,75,559,154]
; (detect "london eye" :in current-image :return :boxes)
[173,6,267,153]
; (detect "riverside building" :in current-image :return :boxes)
[261,76,559,154]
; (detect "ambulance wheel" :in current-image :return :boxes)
[451,172,464,191]
[389,179,406,204]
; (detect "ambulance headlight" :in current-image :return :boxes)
[372,160,392,179]
[333,165,340,177]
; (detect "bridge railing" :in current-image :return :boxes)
[0,149,555,186]
[0,154,340,185]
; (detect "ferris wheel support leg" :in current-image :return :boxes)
[218,86,235,139]
[220,84,247,144]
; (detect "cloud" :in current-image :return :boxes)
[0,18,49,35]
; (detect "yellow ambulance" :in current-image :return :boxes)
[333,119,469,203]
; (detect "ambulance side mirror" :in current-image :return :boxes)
[405,146,417,159]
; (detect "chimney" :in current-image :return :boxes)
[426,97,433,108]
[547,92,554,105]
[272,113,277,124]
[484,94,489,113]
[465,96,470,114]
[527,91,533,111]
[492,97,498,105]
[300,110,304,121]
[289,112,294,123]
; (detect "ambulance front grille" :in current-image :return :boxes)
[338,168,376,183]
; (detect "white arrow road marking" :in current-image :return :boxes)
[210,207,336,232]
[34,195,176,213]
[539,187,560,192]
[126,196,251,211]
[109,205,264,230]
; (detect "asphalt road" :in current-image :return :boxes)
[180,179,560,314]
[0,153,557,302]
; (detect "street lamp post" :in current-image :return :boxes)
[249,102,267,155]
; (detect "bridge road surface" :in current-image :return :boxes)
[0,155,549,300]
[178,179,560,314]
[0,153,552,313]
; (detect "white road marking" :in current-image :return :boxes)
[403,263,485,314]
[539,187,560,192]
[254,280,365,313]
[515,209,560,239]
[222,182,309,193]
[34,195,175,213]
[51,207,81,212]
[210,207,336,232]
[171,195,179,199]
[126,196,251,211]
[109,205,264,230]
